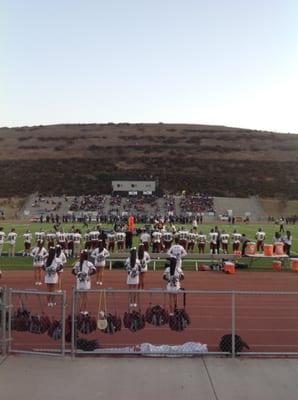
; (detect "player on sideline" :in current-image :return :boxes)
[255,228,266,252]
[162,230,173,251]
[73,229,82,258]
[0,228,5,256]
[91,240,110,285]
[107,230,116,253]
[7,228,17,257]
[220,230,230,254]
[140,229,151,252]
[187,229,197,252]
[151,228,162,253]
[167,237,187,269]
[209,228,218,255]
[116,230,126,252]
[72,250,96,313]
[197,231,207,254]
[23,230,32,256]
[231,230,242,253]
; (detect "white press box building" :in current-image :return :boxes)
[111,180,156,195]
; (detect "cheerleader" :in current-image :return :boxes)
[55,244,67,292]
[43,247,63,307]
[137,243,151,290]
[125,248,141,307]
[163,257,184,315]
[30,240,48,285]
[91,240,110,285]
[72,250,96,312]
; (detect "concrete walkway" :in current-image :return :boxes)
[1,355,298,400]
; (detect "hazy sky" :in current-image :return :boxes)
[1,0,298,132]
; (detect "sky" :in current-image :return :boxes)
[1,0,298,133]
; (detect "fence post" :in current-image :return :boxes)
[109,260,112,271]
[71,287,76,358]
[8,289,12,353]
[231,291,236,358]
[61,291,66,357]
[1,288,6,355]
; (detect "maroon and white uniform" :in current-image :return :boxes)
[232,233,242,251]
[89,230,99,249]
[116,231,126,251]
[197,234,207,253]
[220,233,230,254]
[151,231,162,253]
[84,232,91,250]
[187,232,197,252]
[73,232,82,257]
[162,231,173,251]
[209,232,218,254]
[255,231,266,252]
[167,244,187,269]
[0,231,5,256]
[56,232,67,250]
[35,231,45,245]
[23,232,32,251]
[46,233,56,249]
[177,230,189,250]
[107,232,116,252]
[66,232,74,257]
[91,247,110,268]
[140,232,151,252]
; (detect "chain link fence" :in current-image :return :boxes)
[8,289,66,356]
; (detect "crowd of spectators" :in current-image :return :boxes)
[69,195,106,212]
[179,194,215,214]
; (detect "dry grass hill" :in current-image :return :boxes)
[0,123,298,198]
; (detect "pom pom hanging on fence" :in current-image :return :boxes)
[145,305,169,327]
[168,309,191,332]
[123,310,146,332]
[77,313,97,334]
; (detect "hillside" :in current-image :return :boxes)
[0,123,298,198]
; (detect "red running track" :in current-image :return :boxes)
[2,270,298,353]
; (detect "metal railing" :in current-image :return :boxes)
[8,289,66,357]
[1,287,298,357]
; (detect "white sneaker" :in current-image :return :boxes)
[133,303,137,308]
[38,282,42,285]
[129,303,134,307]
[57,289,62,293]
[99,281,103,286]
[35,282,39,285]
[96,281,100,285]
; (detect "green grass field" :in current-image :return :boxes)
[0,221,297,271]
